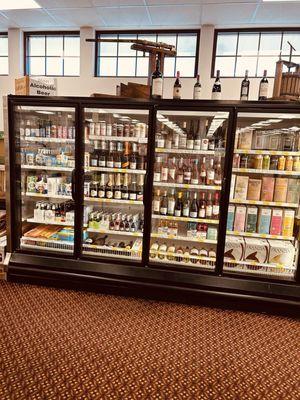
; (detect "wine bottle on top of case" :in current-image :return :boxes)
[193,74,201,99]
[258,70,269,100]
[173,71,182,100]
[240,70,250,101]
[212,70,221,100]
[151,58,163,99]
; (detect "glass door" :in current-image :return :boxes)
[149,109,229,271]
[14,105,77,255]
[224,111,300,280]
[82,107,149,263]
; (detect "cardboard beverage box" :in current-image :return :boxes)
[234,176,249,200]
[233,205,246,232]
[246,206,258,233]
[244,238,269,263]
[247,179,262,201]
[268,240,295,267]
[258,208,272,234]
[270,209,283,235]
[224,237,244,261]
[15,76,57,96]
[261,177,275,201]
[226,205,235,231]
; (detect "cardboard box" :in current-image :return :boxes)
[258,208,272,234]
[234,176,249,200]
[234,205,246,231]
[244,238,269,263]
[268,240,295,267]
[246,206,258,233]
[247,179,262,201]
[15,76,57,96]
[224,237,244,261]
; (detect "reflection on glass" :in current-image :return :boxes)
[224,112,300,280]
[216,33,237,56]
[238,33,259,55]
[83,108,149,262]
[16,106,76,255]
[150,110,228,272]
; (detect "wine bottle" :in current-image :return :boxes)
[258,69,268,100]
[240,70,250,101]
[186,120,194,150]
[190,193,198,218]
[193,74,201,100]
[212,70,221,100]
[151,58,163,99]
[173,71,182,99]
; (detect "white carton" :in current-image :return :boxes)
[268,240,295,267]
[224,237,244,261]
[244,238,269,264]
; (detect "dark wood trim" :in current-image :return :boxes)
[23,31,80,76]
[211,27,300,78]
[94,29,200,78]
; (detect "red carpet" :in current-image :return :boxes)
[0,281,299,399]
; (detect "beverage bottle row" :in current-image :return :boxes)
[151,58,269,101]
[153,189,220,219]
[154,156,222,186]
[87,141,147,170]
[156,219,218,240]
[85,120,147,139]
[84,173,144,201]
[234,154,300,172]
[33,200,75,224]
[150,241,216,263]
[156,119,224,151]
[22,147,74,168]
[21,117,75,139]
[88,210,143,233]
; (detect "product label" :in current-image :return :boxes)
[199,209,205,218]
[173,87,181,99]
[161,167,168,181]
[169,168,176,180]
[190,211,198,218]
[206,205,212,217]
[213,205,219,217]
[153,200,160,213]
[211,92,221,100]
[194,140,201,150]
[186,140,194,150]
[168,200,175,215]
[152,78,163,97]
[154,172,161,182]
[90,190,97,197]
[160,207,167,215]
[114,191,122,199]
[201,139,208,150]
[193,87,201,99]
[98,190,105,198]
[259,82,268,98]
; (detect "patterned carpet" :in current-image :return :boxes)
[0,281,299,400]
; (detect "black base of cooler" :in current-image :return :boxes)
[7,253,300,317]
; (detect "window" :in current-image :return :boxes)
[0,34,8,75]
[213,29,300,78]
[25,32,80,77]
[95,30,199,78]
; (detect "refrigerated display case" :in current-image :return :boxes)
[4,96,300,311]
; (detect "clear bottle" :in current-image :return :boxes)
[153,189,161,214]
[121,173,129,200]
[179,122,187,149]
[214,156,222,185]
[212,192,220,219]
[114,173,122,199]
[200,157,207,184]
[186,120,194,150]
[173,71,182,100]
[161,157,169,182]
[206,158,215,185]
[191,159,199,185]
[98,174,106,198]
[198,192,206,218]
[183,158,192,184]
[154,156,162,182]
[167,189,176,216]
[160,191,168,215]
[168,157,176,183]
[176,158,184,184]
[206,192,213,218]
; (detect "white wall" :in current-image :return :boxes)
[0,25,274,130]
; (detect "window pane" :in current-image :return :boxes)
[46,36,63,57]
[0,37,8,56]
[0,57,8,74]
[136,57,148,76]
[214,56,235,76]
[175,57,195,77]
[46,57,63,76]
[216,33,237,55]
[29,37,45,56]
[117,57,136,76]
[99,34,118,56]
[64,36,80,57]
[282,33,300,56]
[118,34,137,56]
[177,34,197,56]
[260,33,281,56]
[157,34,177,47]
[64,57,80,76]
[164,57,175,77]
[28,57,45,75]
[238,33,259,55]
[236,57,257,76]
[257,56,278,77]
[99,57,117,76]
[138,34,156,42]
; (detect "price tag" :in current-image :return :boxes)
[184,184,189,189]
[261,234,267,238]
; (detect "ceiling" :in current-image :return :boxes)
[0,0,299,30]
